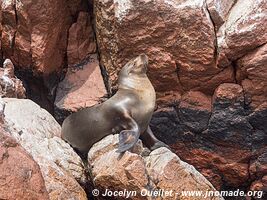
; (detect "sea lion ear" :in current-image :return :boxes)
[117,130,139,153]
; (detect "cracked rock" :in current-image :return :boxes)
[88,134,223,200]
[0,59,26,98]
[1,98,87,200]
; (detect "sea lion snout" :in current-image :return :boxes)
[131,54,148,74]
[136,54,148,67]
[139,53,148,63]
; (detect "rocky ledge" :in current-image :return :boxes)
[0,97,222,200]
[1,0,266,199]
[0,98,87,200]
[88,134,223,200]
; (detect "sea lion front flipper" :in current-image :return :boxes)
[117,130,140,153]
[117,113,140,153]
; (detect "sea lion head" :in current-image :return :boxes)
[118,54,149,89]
[119,54,148,78]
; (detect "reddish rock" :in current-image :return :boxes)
[0,59,26,98]
[88,135,223,200]
[250,175,267,199]
[250,176,267,192]
[2,98,87,200]
[55,54,106,122]
[250,152,267,179]
[156,91,181,108]
[237,43,267,109]
[217,0,267,67]
[207,0,236,30]
[0,125,49,200]
[172,145,251,190]
[151,83,254,189]
[1,0,17,62]
[201,83,253,187]
[95,0,233,94]
[212,83,244,103]
[67,11,96,66]
[1,0,73,74]
[205,83,252,149]
[189,65,235,95]
[178,91,211,133]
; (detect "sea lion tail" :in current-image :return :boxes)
[117,129,140,153]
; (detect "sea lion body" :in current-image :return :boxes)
[62,54,165,153]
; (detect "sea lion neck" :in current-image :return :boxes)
[118,75,150,91]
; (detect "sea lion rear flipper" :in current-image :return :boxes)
[140,126,170,150]
[117,129,140,153]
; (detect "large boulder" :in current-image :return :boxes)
[152,83,254,189]
[236,43,267,109]
[0,124,49,200]
[217,0,267,67]
[88,134,223,200]
[1,98,87,200]
[54,54,106,123]
[1,0,72,74]
[94,0,234,94]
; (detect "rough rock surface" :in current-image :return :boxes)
[67,11,96,66]
[88,134,223,200]
[0,0,73,74]
[1,98,87,200]
[236,43,267,109]
[178,91,211,133]
[94,0,267,193]
[0,59,26,98]
[55,54,106,123]
[248,103,267,196]
[217,0,267,67]
[0,124,49,200]
[151,83,266,191]
[0,0,266,198]
[95,0,234,94]
[207,0,236,30]
[0,0,97,115]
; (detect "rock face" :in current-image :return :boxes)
[67,11,96,66]
[0,59,26,98]
[95,0,234,94]
[0,0,73,74]
[0,0,101,115]
[0,124,49,200]
[1,98,87,200]
[151,83,265,191]
[94,0,267,194]
[236,43,267,109]
[0,0,266,198]
[207,0,236,30]
[178,91,211,133]
[88,134,223,200]
[55,54,106,123]
[217,0,267,68]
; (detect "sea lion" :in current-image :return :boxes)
[61,54,166,153]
